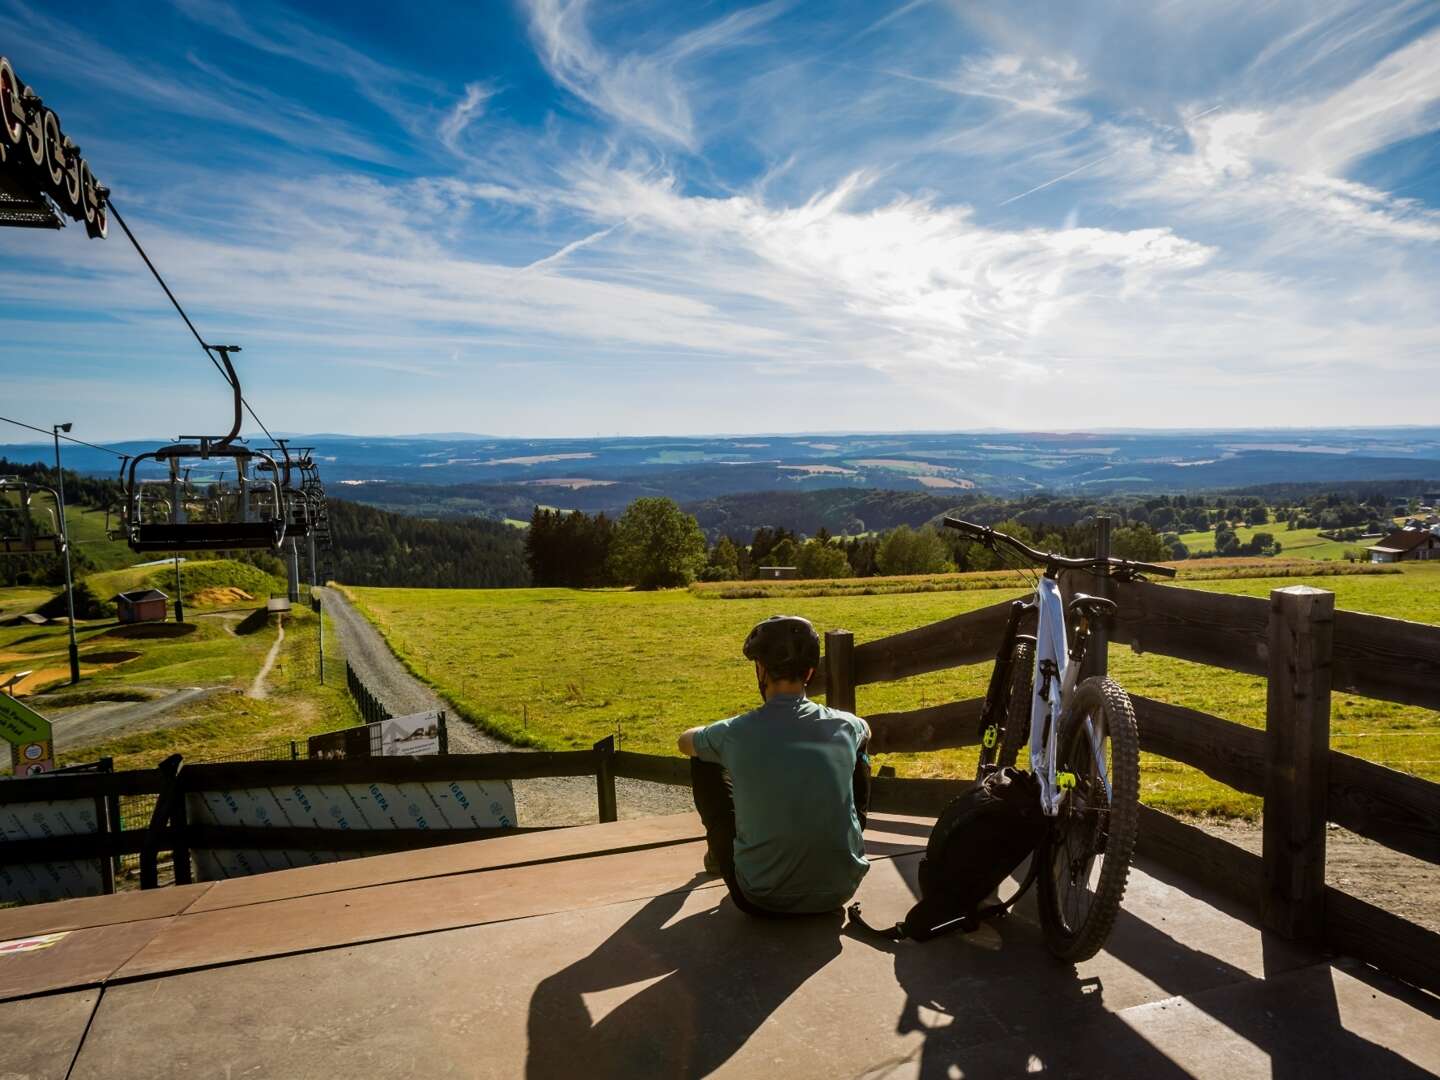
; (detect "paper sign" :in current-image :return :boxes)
[381,711,441,757]
[0,693,51,746]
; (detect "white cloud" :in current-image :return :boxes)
[523,0,786,148]
[438,82,497,154]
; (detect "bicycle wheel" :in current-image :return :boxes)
[1037,676,1140,962]
[975,640,1033,777]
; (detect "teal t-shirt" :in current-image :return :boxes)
[692,693,870,912]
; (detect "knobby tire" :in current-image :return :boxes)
[976,640,1034,778]
[1037,676,1140,963]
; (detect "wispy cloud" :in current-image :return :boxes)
[438,82,498,154]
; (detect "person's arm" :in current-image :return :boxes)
[677,725,706,758]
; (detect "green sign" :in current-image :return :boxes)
[0,693,51,746]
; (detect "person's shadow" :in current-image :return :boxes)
[525,873,844,1079]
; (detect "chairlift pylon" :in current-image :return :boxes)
[0,476,65,555]
[119,345,289,553]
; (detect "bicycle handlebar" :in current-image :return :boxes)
[942,517,1178,579]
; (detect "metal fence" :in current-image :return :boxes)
[346,660,391,724]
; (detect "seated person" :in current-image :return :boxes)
[678,615,872,916]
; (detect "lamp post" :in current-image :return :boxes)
[52,423,80,685]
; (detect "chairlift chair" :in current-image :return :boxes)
[0,477,64,555]
[118,345,288,553]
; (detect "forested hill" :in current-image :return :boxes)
[685,489,969,538]
[327,499,529,588]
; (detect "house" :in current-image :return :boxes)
[757,566,798,580]
[115,589,169,624]
[1367,528,1440,564]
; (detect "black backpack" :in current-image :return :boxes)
[849,766,1046,941]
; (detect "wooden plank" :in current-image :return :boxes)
[1262,586,1334,941]
[852,598,1018,686]
[612,752,692,786]
[1326,886,1440,997]
[1130,696,1265,796]
[1327,751,1440,865]
[1332,608,1440,711]
[869,776,969,816]
[826,629,856,713]
[866,698,984,754]
[1135,804,1262,910]
[0,832,143,863]
[179,750,600,790]
[184,824,546,852]
[1109,578,1269,676]
[0,767,167,803]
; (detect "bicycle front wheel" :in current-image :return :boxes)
[1037,676,1140,962]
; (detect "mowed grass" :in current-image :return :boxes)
[1176,519,1361,560]
[0,586,359,773]
[349,561,1440,820]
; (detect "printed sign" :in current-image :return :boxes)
[186,777,518,881]
[381,711,441,757]
[10,739,53,776]
[307,725,374,760]
[0,692,51,746]
[0,795,105,904]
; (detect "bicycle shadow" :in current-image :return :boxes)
[848,853,1438,1079]
[525,873,844,1079]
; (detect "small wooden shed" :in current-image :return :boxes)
[115,588,169,624]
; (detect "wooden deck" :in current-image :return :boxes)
[3,812,1437,1079]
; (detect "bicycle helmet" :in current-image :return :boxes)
[743,615,821,679]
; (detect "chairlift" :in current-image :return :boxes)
[0,476,65,555]
[119,345,288,552]
[257,441,313,538]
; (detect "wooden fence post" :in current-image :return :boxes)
[1082,516,1112,681]
[593,735,618,823]
[1262,585,1334,939]
[825,630,856,713]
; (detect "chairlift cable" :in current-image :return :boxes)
[106,201,280,447]
[0,413,127,458]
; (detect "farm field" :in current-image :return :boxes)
[348,560,1440,819]
[0,564,358,773]
[1175,518,1360,560]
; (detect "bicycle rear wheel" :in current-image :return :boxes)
[1037,676,1140,962]
[975,640,1033,777]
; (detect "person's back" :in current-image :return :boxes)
[680,615,871,916]
[695,692,869,912]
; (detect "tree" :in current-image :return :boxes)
[609,498,707,588]
[1111,524,1171,562]
[702,535,741,581]
[876,525,953,576]
[796,539,853,579]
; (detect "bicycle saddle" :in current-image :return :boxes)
[1067,593,1117,618]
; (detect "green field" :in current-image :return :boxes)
[1176,519,1363,560]
[1,565,358,772]
[349,561,1440,819]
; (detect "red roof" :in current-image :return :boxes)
[1370,529,1438,553]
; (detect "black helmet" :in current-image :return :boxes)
[743,615,821,678]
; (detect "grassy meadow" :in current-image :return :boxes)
[348,560,1440,819]
[0,563,358,773]
[1175,519,1363,560]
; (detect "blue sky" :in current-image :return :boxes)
[1,0,1437,441]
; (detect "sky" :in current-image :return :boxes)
[0,0,1438,442]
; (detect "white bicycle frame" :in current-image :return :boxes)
[1028,577,1109,817]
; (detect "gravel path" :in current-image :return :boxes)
[318,586,693,826]
[46,686,231,752]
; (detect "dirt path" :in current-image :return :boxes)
[319,586,693,825]
[247,617,285,700]
[46,686,230,752]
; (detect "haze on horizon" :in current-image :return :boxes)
[1,0,1437,444]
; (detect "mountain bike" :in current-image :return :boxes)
[942,518,1176,961]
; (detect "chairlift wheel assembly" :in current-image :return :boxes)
[61,138,82,209]
[79,159,96,224]
[22,91,44,168]
[41,108,63,187]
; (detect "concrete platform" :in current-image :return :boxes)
[1,813,1436,1078]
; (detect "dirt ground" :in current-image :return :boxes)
[1189,816,1440,934]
